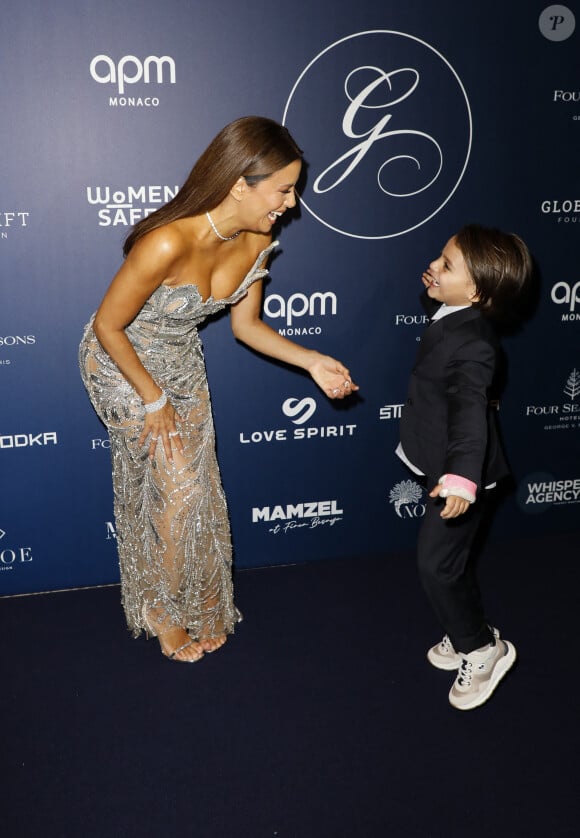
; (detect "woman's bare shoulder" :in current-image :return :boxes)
[135,222,189,258]
[123,223,193,280]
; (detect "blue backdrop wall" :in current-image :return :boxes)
[1,0,578,595]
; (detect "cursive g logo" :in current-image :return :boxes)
[283,31,472,239]
[282,397,317,425]
[314,67,442,198]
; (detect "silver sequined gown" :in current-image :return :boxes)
[79,242,276,639]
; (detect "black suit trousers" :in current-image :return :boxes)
[417,492,495,655]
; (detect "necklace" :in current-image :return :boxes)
[206,211,241,242]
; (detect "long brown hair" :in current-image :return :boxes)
[123,116,302,256]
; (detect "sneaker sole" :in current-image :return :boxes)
[449,641,517,711]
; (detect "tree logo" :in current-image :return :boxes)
[563,369,580,401]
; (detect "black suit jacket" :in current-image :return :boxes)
[399,304,509,491]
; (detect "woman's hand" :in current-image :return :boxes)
[230,287,358,400]
[307,354,359,400]
[138,400,184,461]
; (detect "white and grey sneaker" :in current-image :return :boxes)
[449,639,517,711]
[427,626,500,670]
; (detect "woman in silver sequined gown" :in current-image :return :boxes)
[79,117,358,662]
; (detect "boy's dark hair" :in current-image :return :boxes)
[456,224,533,323]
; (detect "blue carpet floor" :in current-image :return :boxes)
[2,532,578,838]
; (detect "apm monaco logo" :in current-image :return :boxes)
[0,211,30,240]
[239,397,356,444]
[283,30,472,239]
[541,199,580,225]
[86,185,179,227]
[389,479,426,519]
[526,368,580,431]
[105,522,117,540]
[551,281,580,320]
[0,432,58,450]
[89,54,176,107]
[517,472,580,514]
[0,528,33,571]
[252,500,344,535]
[263,290,337,336]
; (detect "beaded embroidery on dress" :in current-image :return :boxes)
[79,242,277,639]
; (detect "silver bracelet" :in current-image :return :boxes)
[143,391,167,413]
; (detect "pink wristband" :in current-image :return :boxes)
[438,474,477,503]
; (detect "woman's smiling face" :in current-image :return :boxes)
[241,159,301,232]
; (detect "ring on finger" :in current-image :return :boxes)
[151,436,159,441]
[168,431,179,438]
[332,388,340,395]
[343,380,351,388]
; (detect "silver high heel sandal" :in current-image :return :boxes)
[142,605,203,663]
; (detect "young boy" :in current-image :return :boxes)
[397,224,533,710]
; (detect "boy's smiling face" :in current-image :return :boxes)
[423,236,479,307]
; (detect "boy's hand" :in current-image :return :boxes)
[429,484,471,519]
